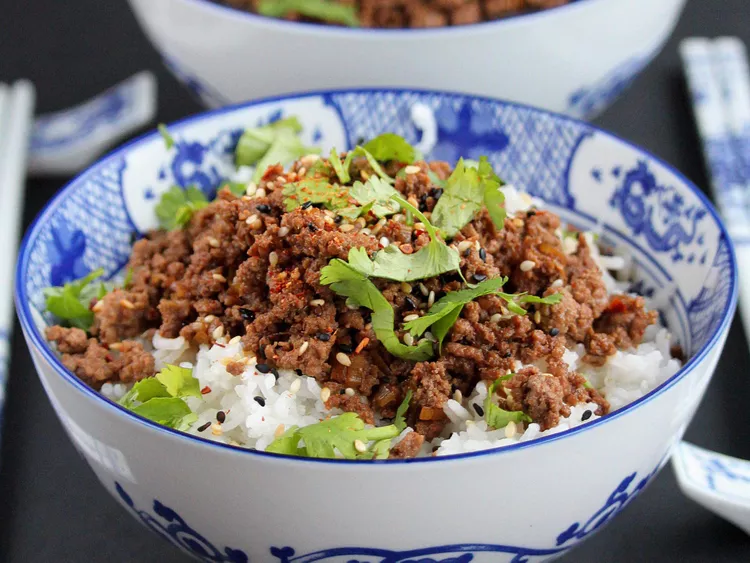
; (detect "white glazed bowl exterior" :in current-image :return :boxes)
[126,0,687,120]
[16,89,737,562]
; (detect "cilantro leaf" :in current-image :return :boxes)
[266,413,399,459]
[44,268,107,331]
[349,176,400,218]
[329,147,350,184]
[496,291,563,316]
[404,277,508,349]
[282,178,351,211]
[131,397,193,427]
[353,146,394,183]
[431,157,503,238]
[484,376,531,430]
[119,378,171,408]
[484,184,507,231]
[257,0,359,27]
[320,257,434,361]
[394,390,412,432]
[362,133,416,164]
[158,123,175,149]
[155,365,201,399]
[122,267,133,289]
[155,186,209,230]
[348,194,459,282]
[223,181,248,197]
[368,439,393,460]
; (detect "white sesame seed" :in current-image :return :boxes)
[93,300,104,312]
[354,439,367,453]
[339,224,355,232]
[457,240,473,253]
[120,299,135,310]
[413,222,425,231]
[424,331,435,341]
[404,165,421,175]
[320,387,332,402]
[403,314,420,322]
[310,298,325,307]
[418,283,429,296]
[300,154,320,166]
[394,214,406,223]
[520,260,536,272]
[269,251,279,266]
[505,421,517,439]
[278,226,290,237]
[245,214,258,226]
[255,188,266,198]
[297,167,307,176]
[427,290,435,308]
[355,217,367,228]
[204,315,216,323]
[212,325,225,340]
[345,387,355,397]
[346,300,359,310]
[290,378,302,394]
[229,335,242,345]
[403,333,414,346]
[453,389,463,403]
[108,342,123,351]
[274,424,285,438]
[212,273,226,282]
[361,228,372,235]
[208,237,220,248]
[211,423,223,436]
[299,341,309,355]
[551,279,564,289]
[245,182,257,196]
[336,352,352,367]
[379,237,390,248]
[490,313,502,324]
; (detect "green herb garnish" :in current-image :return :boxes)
[119,365,199,430]
[282,178,351,211]
[496,291,564,316]
[265,413,400,459]
[484,376,530,430]
[257,0,359,27]
[155,186,209,230]
[122,267,133,289]
[394,390,412,432]
[44,268,108,331]
[348,176,400,218]
[431,157,505,238]
[320,257,434,361]
[348,194,460,282]
[158,123,175,149]
[362,133,416,164]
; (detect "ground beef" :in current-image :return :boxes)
[389,432,426,459]
[220,0,571,28]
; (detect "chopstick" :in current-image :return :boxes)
[680,38,750,342]
[0,81,36,433]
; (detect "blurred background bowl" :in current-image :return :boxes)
[126,0,687,120]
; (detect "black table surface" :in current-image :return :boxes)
[2,0,750,561]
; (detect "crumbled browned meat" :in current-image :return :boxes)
[219,0,570,28]
[389,432,426,459]
[46,326,88,354]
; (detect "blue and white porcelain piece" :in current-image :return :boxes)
[15,89,737,562]
[126,0,686,120]
[28,71,157,176]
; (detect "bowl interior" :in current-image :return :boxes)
[17,89,736,454]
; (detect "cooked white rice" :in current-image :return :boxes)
[99,186,682,458]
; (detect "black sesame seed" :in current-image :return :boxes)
[504,351,513,358]
[473,403,485,417]
[355,136,366,145]
[301,201,313,210]
[307,222,318,232]
[431,188,443,199]
[317,332,331,341]
[473,273,488,282]
[271,368,280,378]
[405,296,418,310]
[334,215,343,224]
[216,411,226,423]
[253,396,266,407]
[549,327,560,337]
[295,369,303,376]
[256,204,271,213]
[197,421,211,432]
[239,308,255,322]
[256,363,271,373]
[527,210,536,217]
[581,410,592,421]
[339,344,354,354]
[463,248,472,257]
[479,248,487,262]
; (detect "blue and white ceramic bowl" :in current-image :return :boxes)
[16,89,737,562]
[126,0,686,120]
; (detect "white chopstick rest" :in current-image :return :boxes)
[0,80,35,411]
[27,71,156,176]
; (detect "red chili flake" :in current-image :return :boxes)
[105,354,114,362]
[215,343,226,348]
[413,229,426,238]
[201,386,212,395]
[607,297,627,314]
[355,337,370,355]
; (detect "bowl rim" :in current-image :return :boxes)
[16,86,739,466]
[175,0,599,36]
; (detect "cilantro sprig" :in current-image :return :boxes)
[320,257,433,361]
[119,365,200,430]
[265,413,400,459]
[496,291,563,316]
[361,133,417,164]
[257,0,360,27]
[330,146,394,185]
[431,157,505,238]
[155,186,209,230]
[484,376,531,430]
[44,268,108,331]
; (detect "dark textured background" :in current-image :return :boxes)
[1,0,750,561]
